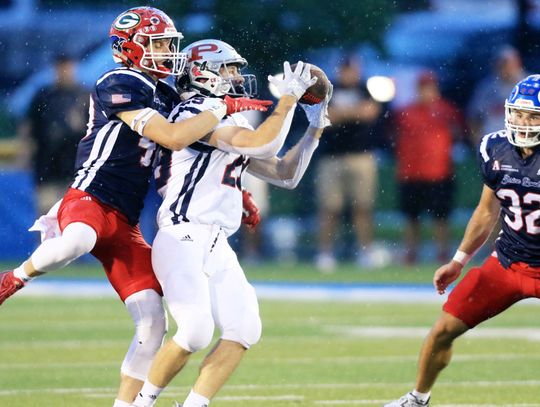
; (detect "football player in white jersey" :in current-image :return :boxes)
[130,39,332,407]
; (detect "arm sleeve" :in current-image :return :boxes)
[247,134,319,189]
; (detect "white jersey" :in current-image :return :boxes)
[155,96,254,236]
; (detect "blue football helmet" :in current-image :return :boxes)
[505,74,540,148]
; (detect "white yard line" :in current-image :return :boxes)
[3,380,540,397]
[3,352,540,371]
[329,326,540,341]
[317,403,540,407]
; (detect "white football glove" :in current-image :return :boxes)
[300,82,333,129]
[268,61,318,100]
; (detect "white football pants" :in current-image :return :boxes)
[152,223,262,352]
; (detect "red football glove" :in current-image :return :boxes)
[224,95,273,115]
[241,189,261,231]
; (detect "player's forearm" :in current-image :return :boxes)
[120,108,221,151]
[243,95,297,148]
[458,206,499,255]
[166,111,220,150]
[218,95,297,160]
[248,131,319,189]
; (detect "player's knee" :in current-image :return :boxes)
[62,222,97,256]
[171,308,214,352]
[432,315,466,344]
[121,290,167,379]
[126,290,167,352]
[135,309,167,352]
[223,309,262,349]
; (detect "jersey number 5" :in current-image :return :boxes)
[497,189,540,234]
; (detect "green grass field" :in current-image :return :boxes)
[2,262,540,406]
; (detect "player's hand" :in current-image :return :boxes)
[241,189,261,230]
[433,261,463,295]
[268,61,318,100]
[300,82,333,129]
[224,95,273,115]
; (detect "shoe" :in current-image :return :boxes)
[315,252,336,273]
[383,392,430,407]
[357,244,392,269]
[0,271,25,306]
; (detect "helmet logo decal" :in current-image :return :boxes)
[115,12,141,30]
[190,44,220,62]
[110,35,126,53]
[191,64,203,77]
[150,16,161,25]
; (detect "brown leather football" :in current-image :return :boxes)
[290,63,331,105]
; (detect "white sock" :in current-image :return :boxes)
[131,381,163,407]
[412,389,431,403]
[112,400,131,407]
[13,262,33,282]
[183,389,210,407]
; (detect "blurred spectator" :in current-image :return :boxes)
[315,56,389,272]
[467,45,527,145]
[17,54,89,215]
[393,71,468,264]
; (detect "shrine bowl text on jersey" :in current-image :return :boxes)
[155,96,253,236]
[479,130,540,267]
[72,67,180,225]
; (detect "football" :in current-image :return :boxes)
[290,63,331,105]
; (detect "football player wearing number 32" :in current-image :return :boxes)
[129,39,333,407]
[0,7,271,407]
[385,74,540,407]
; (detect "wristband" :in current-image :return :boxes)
[452,250,472,267]
[207,102,227,121]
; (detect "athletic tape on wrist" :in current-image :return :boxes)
[452,250,472,267]
[130,108,158,136]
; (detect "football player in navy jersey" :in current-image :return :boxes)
[385,74,540,407]
[130,39,331,407]
[0,7,271,407]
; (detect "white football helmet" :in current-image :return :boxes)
[177,39,257,97]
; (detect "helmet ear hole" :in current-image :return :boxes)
[175,74,190,94]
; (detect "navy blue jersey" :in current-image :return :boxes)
[479,130,540,267]
[72,68,180,225]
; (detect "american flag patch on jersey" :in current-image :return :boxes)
[111,93,132,104]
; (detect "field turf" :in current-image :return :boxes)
[1,262,540,406]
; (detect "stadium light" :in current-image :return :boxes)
[366,76,396,103]
[270,73,396,104]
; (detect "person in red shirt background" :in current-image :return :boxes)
[394,71,469,264]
